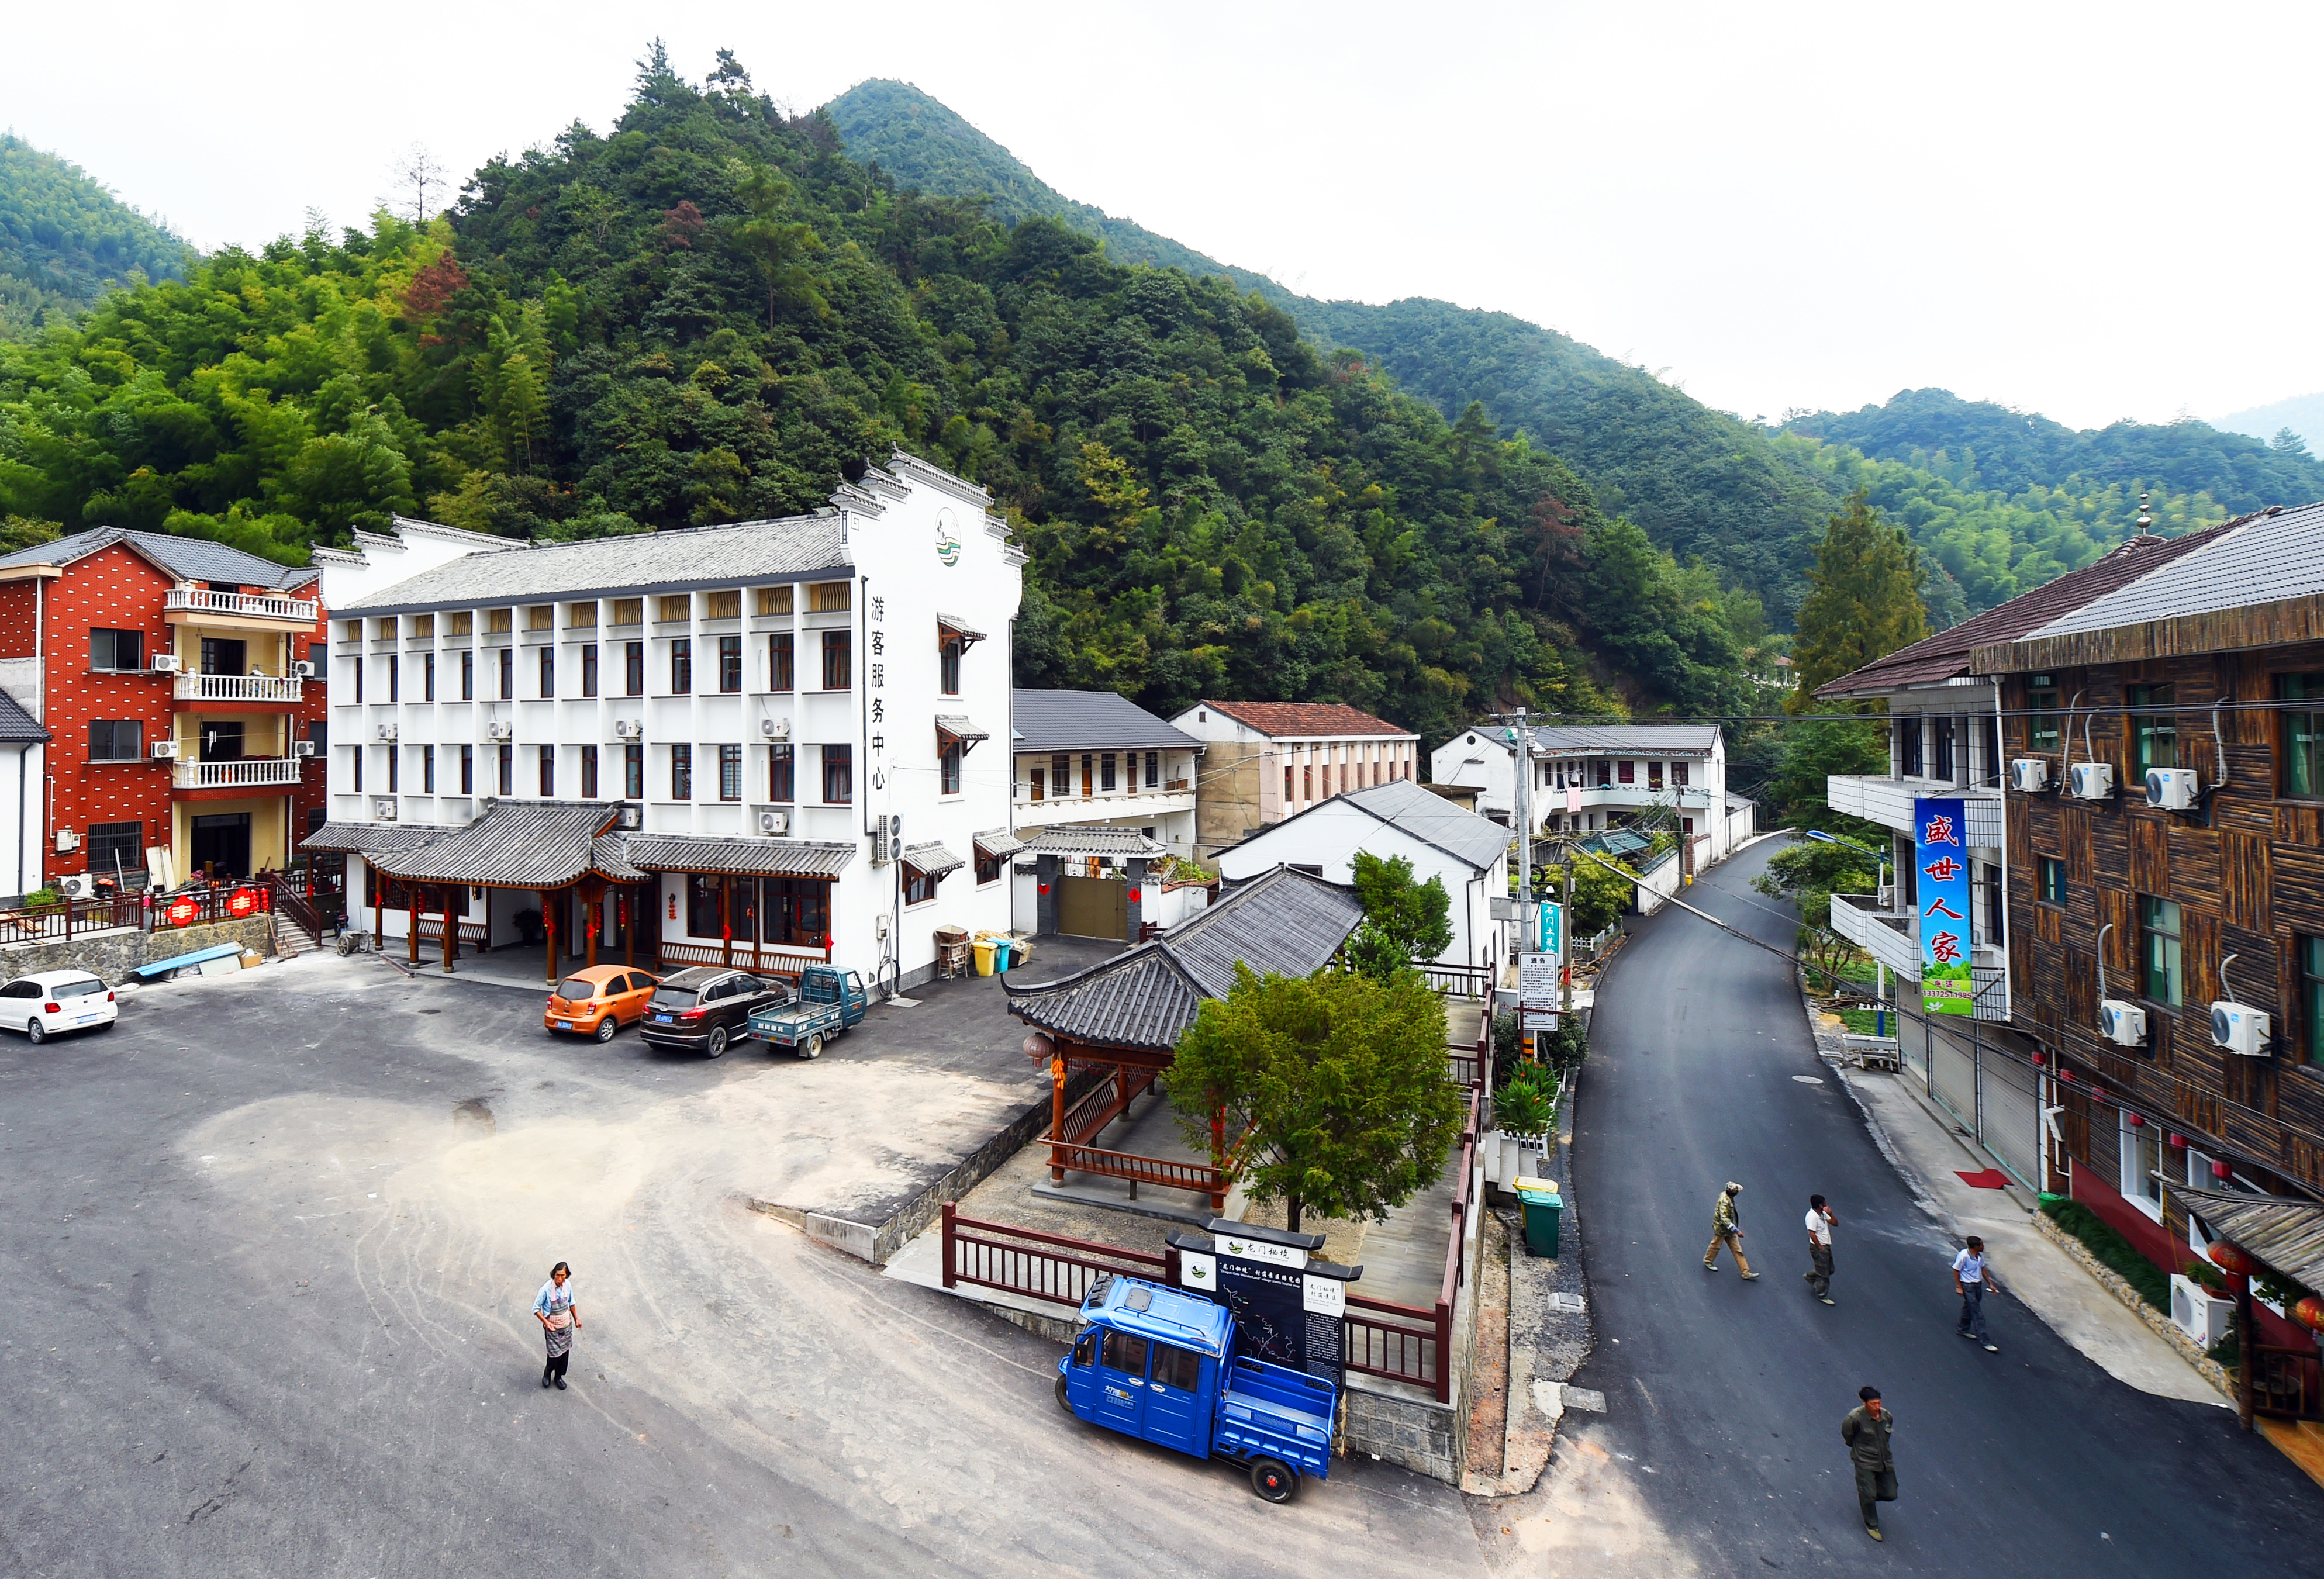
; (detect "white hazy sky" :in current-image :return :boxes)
[6,2,2316,432]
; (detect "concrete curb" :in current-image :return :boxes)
[2031,1210,2237,1403]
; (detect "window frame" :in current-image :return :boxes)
[2301,935,2324,1067]
[623,742,643,799]
[669,638,692,695]
[671,743,693,801]
[940,740,964,796]
[938,633,962,695]
[769,744,795,803]
[539,646,555,699]
[770,633,794,692]
[581,743,599,799]
[2139,893,2183,1009]
[85,820,142,873]
[2128,683,2177,773]
[718,742,743,802]
[422,743,436,794]
[87,719,143,763]
[823,744,853,805]
[460,743,474,795]
[581,643,598,699]
[460,650,474,701]
[91,628,144,672]
[717,634,743,695]
[538,745,554,797]
[625,641,644,697]
[2027,675,2062,755]
[2281,673,2324,799]
[2121,1108,2165,1221]
[2036,855,2067,907]
[821,630,851,691]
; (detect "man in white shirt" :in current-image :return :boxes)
[1952,1236,1999,1352]
[1803,1194,1837,1305]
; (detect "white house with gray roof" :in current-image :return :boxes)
[1211,776,1513,973]
[303,450,1024,993]
[1434,721,1745,866]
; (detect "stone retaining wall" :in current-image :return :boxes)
[2033,1210,2236,1401]
[0,918,275,984]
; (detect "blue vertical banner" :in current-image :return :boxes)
[1538,900,1563,959]
[1914,797,1973,1016]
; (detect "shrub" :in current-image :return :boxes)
[2041,1197,2168,1311]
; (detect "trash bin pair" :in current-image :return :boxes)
[1514,1176,1563,1257]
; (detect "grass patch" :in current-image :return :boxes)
[1836,1007,1897,1035]
[2041,1197,2168,1311]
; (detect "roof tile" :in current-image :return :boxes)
[1194,699,1413,739]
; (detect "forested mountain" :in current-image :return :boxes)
[0,48,1772,749]
[0,135,191,340]
[2219,390,2324,456]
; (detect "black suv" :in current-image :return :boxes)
[638,967,792,1058]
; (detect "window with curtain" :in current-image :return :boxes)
[2140,894,2182,1007]
[719,635,742,693]
[671,744,692,800]
[769,744,795,801]
[669,638,692,694]
[719,743,743,801]
[538,745,554,796]
[2283,673,2323,796]
[581,644,598,697]
[581,744,599,798]
[2128,684,2176,771]
[821,630,851,689]
[823,744,852,803]
[770,633,794,691]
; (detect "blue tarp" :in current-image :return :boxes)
[126,942,245,982]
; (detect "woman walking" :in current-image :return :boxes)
[534,1262,581,1390]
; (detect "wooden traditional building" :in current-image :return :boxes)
[1971,503,2324,1422]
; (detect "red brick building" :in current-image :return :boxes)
[0,528,329,894]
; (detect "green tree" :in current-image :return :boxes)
[1762,716,1889,834]
[1539,856,1633,936]
[1345,851,1454,979]
[1786,489,1928,709]
[1753,837,1878,977]
[1169,965,1461,1231]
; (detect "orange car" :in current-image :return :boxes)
[544,966,661,1041]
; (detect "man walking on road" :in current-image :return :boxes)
[1703,1181,1757,1279]
[1841,1385,1898,1540]
[1804,1194,1837,1304]
[1953,1236,2000,1352]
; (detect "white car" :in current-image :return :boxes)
[1,970,119,1042]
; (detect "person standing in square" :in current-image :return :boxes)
[1804,1194,1838,1305]
[1841,1385,1898,1540]
[1953,1237,1999,1352]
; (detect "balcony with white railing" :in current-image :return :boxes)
[1826,775,2002,848]
[1017,785,1196,824]
[172,755,306,790]
[1828,893,2011,1020]
[164,586,319,624]
[174,672,303,704]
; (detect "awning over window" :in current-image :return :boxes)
[973,828,1028,862]
[935,714,989,754]
[900,840,964,879]
[936,613,986,649]
[624,834,855,879]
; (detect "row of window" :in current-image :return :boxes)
[2023,673,2324,796]
[350,634,860,704]
[2034,860,2324,1066]
[350,742,859,804]
[1893,714,2001,784]
[1537,759,1693,790]
[1025,751,1175,800]
[1287,758,1410,802]
[87,720,312,762]
[349,585,854,644]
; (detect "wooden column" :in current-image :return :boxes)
[720,878,733,968]
[1051,1053,1068,1183]
[1211,1103,1227,1214]
[2236,1279,2256,1432]
[408,885,419,964]
[542,889,555,983]
[441,889,455,974]
[624,890,636,969]
[372,863,384,949]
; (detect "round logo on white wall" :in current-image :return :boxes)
[934,507,961,566]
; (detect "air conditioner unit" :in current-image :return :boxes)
[2098,998,2148,1046]
[2068,762,2115,800]
[759,716,790,740]
[292,660,315,678]
[486,722,513,741]
[2009,758,2049,793]
[372,797,398,821]
[613,719,642,740]
[2146,767,2199,811]
[2170,1274,2235,1347]
[149,654,181,674]
[758,810,789,835]
[2211,1001,2272,1056]
[614,805,641,830]
[58,873,93,899]
[872,812,902,863]
[53,827,78,854]
[294,740,319,758]
[149,740,179,760]
[375,723,398,742]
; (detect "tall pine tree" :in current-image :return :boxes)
[1786,489,1928,713]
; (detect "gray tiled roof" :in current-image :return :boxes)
[2012,503,2323,641]
[1523,724,1721,755]
[937,613,987,642]
[1012,689,1202,754]
[367,801,631,887]
[1246,776,1511,873]
[934,714,989,743]
[0,687,49,744]
[2178,1184,2324,1290]
[900,840,964,877]
[299,821,457,856]
[334,514,852,613]
[973,827,1027,859]
[1019,827,1171,858]
[1005,866,1364,1050]
[625,834,856,879]
[0,526,317,590]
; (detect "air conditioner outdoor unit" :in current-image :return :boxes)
[486,722,513,741]
[2068,762,2115,800]
[294,740,319,758]
[375,723,398,742]
[2098,998,2148,1046]
[149,654,181,674]
[613,719,642,740]
[2146,767,2199,810]
[2009,758,2050,793]
[759,717,790,740]
[758,810,789,835]
[58,873,93,899]
[53,827,78,854]
[292,660,315,678]
[872,812,902,863]
[614,806,641,830]
[149,740,179,760]
[2212,1001,2271,1056]
[372,797,398,821]
[2170,1274,2235,1347]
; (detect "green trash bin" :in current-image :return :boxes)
[1514,1177,1563,1258]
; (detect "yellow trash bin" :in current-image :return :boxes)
[972,938,997,976]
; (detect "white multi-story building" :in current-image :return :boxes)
[1011,688,1202,857]
[1434,723,1748,866]
[303,451,1023,992]
[1167,700,1420,858]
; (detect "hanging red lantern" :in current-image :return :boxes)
[2058,1067,2074,1082]
[2294,1295,2324,1335]
[2212,1159,2233,1181]
[2166,1132,2187,1149]
[2208,1241,2254,1277]
[2030,1051,2046,1067]
[2126,1112,2144,1128]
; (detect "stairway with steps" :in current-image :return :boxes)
[273,913,317,959]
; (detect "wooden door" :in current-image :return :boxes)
[1056,874,1129,941]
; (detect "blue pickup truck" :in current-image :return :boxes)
[1055,1273,1337,1502]
[744,964,868,1058]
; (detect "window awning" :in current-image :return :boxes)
[900,840,964,879]
[936,613,986,649]
[935,714,989,754]
[974,827,1028,862]
[2179,1184,2324,1290]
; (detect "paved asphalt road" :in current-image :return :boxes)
[0,949,1473,1578]
[1559,835,2323,1574]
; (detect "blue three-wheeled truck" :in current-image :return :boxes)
[1054,1273,1338,1502]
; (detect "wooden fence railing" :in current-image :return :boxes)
[1418,960,1494,998]
[0,883,272,945]
[941,1205,1173,1307]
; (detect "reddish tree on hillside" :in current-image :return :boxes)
[401,255,471,325]
[658,201,706,250]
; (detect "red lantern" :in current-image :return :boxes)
[2167,1132,2187,1149]
[2059,1068,2074,1082]
[2031,1051,2046,1067]
[2295,1295,2324,1335]
[2208,1241,2254,1277]
[2212,1159,2233,1181]
[2126,1112,2144,1128]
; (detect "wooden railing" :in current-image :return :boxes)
[941,1204,1172,1305]
[0,883,273,944]
[653,940,830,978]
[264,876,329,941]
[1418,960,1494,998]
[1045,1141,1225,1197]
[1344,1293,1449,1397]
